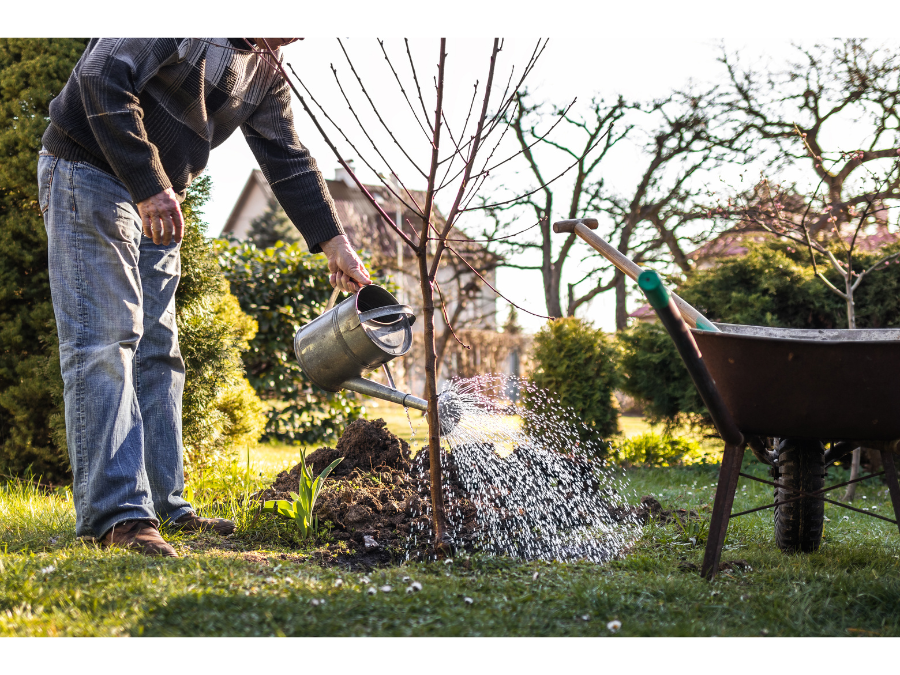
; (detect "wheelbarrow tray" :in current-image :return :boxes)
[693,323,900,441]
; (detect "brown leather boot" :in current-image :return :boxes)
[173,512,236,535]
[101,520,179,557]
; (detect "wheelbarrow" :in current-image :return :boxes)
[554,218,900,579]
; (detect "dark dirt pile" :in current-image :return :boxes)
[257,419,687,569]
[257,419,478,567]
[631,495,700,526]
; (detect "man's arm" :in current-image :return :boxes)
[241,75,371,290]
[76,38,186,245]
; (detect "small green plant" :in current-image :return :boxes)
[262,452,343,540]
[617,432,700,467]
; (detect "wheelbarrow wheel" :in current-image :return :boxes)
[773,438,825,553]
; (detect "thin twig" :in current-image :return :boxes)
[406,39,434,135]
[337,39,427,178]
[272,57,417,249]
[378,38,432,141]
[434,279,471,349]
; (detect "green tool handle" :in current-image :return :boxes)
[637,270,743,447]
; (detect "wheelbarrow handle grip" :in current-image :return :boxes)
[553,219,718,332]
[638,270,743,448]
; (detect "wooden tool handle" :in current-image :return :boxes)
[553,219,719,332]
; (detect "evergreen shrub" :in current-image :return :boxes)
[178,178,267,474]
[216,240,365,445]
[523,317,619,455]
[0,39,87,481]
[0,38,264,480]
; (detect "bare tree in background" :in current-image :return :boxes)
[485,87,753,328]
[253,38,555,551]
[482,92,629,319]
[718,39,900,499]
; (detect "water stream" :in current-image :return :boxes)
[408,375,640,563]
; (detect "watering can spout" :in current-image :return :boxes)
[341,377,463,436]
[342,376,428,412]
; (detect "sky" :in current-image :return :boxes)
[11,1,893,332]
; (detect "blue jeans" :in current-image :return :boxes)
[38,152,193,539]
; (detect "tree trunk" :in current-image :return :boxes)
[417,251,449,552]
[843,281,861,502]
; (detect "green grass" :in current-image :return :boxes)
[2,436,900,636]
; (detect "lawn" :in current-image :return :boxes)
[2,415,899,637]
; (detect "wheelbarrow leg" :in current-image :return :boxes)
[880,449,900,537]
[701,443,745,580]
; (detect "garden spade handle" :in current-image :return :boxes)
[553,218,719,332]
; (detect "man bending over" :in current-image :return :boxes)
[38,38,370,557]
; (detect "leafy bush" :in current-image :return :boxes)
[618,321,708,428]
[0,39,264,481]
[618,240,900,428]
[170,178,268,474]
[0,39,89,482]
[523,317,620,453]
[216,240,365,445]
[616,432,700,467]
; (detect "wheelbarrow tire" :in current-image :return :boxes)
[773,438,825,553]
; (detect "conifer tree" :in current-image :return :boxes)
[0,39,264,481]
[247,197,302,250]
[0,38,88,481]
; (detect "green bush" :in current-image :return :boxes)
[178,179,267,474]
[0,39,89,481]
[618,240,900,428]
[216,240,365,445]
[616,432,700,467]
[0,38,264,480]
[523,317,620,454]
[618,321,708,428]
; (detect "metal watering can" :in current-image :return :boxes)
[293,284,461,433]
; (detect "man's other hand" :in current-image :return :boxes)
[319,235,372,293]
[137,188,185,246]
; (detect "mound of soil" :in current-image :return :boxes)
[257,419,478,568]
[310,418,411,477]
[256,419,675,569]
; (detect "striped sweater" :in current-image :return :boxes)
[42,38,343,252]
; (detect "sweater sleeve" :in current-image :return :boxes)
[76,38,183,203]
[241,75,344,253]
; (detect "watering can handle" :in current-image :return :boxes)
[324,287,342,313]
[358,305,417,326]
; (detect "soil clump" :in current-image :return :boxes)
[257,419,478,569]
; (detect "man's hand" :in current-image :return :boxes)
[319,235,372,293]
[137,188,185,246]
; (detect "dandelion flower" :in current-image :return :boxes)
[367,587,377,596]
[607,620,622,633]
